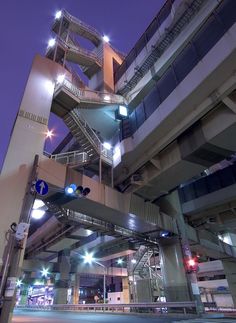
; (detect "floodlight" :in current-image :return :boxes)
[118,105,128,117]
[41,267,49,278]
[103,35,110,43]
[104,95,110,101]
[31,209,45,220]
[55,11,62,19]
[33,199,45,210]
[83,252,94,264]
[57,74,65,84]
[103,142,112,150]
[48,38,56,47]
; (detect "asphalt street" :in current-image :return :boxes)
[12,309,193,323]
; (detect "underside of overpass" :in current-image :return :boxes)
[1,0,236,316]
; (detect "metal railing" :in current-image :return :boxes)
[16,301,197,314]
[70,110,101,152]
[55,78,126,106]
[50,151,88,165]
[62,9,102,43]
[55,37,102,65]
[67,110,113,162]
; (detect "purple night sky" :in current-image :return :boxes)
[1,0,165,169]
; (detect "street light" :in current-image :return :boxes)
[41,267,49,278]
[82,252,106,304]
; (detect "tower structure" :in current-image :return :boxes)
[1,1,236,320]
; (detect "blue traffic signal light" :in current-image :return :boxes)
[65,184,90,197]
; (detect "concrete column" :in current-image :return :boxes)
[222,260,236,307]
[122,277,130,303]
[157,190,204,313]
[72,273,80,304]
[159,239,190,301]
[53,250,71,304]
[19,284,29,306]
[19,272,32,305]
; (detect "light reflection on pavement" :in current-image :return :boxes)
[13,309,189,323]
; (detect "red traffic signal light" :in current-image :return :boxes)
[185,257,198,273]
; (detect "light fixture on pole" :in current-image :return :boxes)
[82,252,106,304]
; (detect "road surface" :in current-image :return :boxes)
[12,309,191,323]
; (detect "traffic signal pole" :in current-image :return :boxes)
[0,155,39,323]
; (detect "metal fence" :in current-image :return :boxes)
[16,301,197,315]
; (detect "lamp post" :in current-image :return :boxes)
[82,252,106,304]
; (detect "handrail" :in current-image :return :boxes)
[62,9,102,42]
[50,151,88,165]
[56,37,102,64]
[70,110,101,152]
[55,78,126,105]
[16,301,197,314]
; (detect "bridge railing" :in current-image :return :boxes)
[55,78,126,106]
[16,301,197,315]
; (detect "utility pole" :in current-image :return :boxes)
[0,155,39,323]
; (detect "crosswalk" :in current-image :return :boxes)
[173,319,236,323]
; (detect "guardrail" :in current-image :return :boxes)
[55,78,126,106]
[16,301,197,315]
[50,151,88,165]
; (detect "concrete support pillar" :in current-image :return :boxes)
[159,240,190,302]
[53,250,71,304]
[72,273,80,305]
[158,190,204,313]
[19,284,29,306]
[222,260,236,307]
[122,277,130,303]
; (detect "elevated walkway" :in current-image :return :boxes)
[51,78,126,118]
[36,158,236,261]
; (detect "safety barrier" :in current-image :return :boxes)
[16,301,197,315]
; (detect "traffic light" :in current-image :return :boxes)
[185,257,199,273]
[65,184,90,197]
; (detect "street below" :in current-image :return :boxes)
[12,309,193,323]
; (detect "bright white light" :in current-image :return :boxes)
[46,129,54,139]
[188,259,195,267]
[33,199,45,210]
[41,267,49,278]
[83,252,94,264]
[16,279,23,287]
[117,258,123,265]
[131,259,137,264]
[66,187,74,194]
[48,38,56,47]
[86,229,93,235]
[103,142,112,150]
[119,105,128,117]
[31,209,45,220]
[113,146,121,162]
[104,95,110,101]
[57,74,65,84]
[103,35,110,43]
[44,80,54,95]
[55,10,62,19]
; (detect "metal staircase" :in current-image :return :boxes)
[54,78,126,107]
[128,246,163,300]
[118,0,204,95]
[63,109,112,164]
[54,9,102,46]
